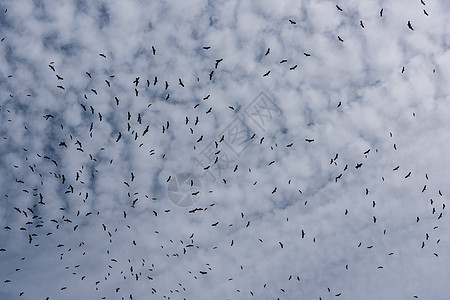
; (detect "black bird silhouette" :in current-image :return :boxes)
[99,53,106,58]
[290,65,298,70]
[86,72,91,78]
[405,172,411,178]
[338,36,344,42]
[56,74,63,80]
[336,5,343,11]
[91,88,97,94]
[280,59,287,63]
[423,10,428,16]
[203,46,211,49]
[305,139,314,143]
[337,101,341,107]
[265,48,270,55]
[360,20,364,28]
[408,21,414,31]
[116,132,122,142]
[279,242,284,248]
[421,0,426,4]
[209,71,214,80]
[304,52,311,56]
[380,8,383,17]
[49,65,55,72]
[135,88,138,96]
[215,59,223,69]
[263,70,270,77]
[289,19,296,24]
[355,163,363,168]
[57,85,65,90]
[401,66,405,73]
[179,78,185,87]
[152,46,156,55]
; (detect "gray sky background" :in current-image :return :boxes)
[1,0,449,299]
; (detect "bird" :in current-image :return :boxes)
[337,101,341,107]
[360,20,364,28]
[49,65,55,72]
[263,70,270,77]
[305,139,314,143]
[423,9,428,16]
[279,242,284,248]
[265,48,270,55]
[289,19,296,24]
[401,66,405,73]
[179,78,184,87]
[56,74,63,80]
[209,71,214,80]
[116,132,122,142]
[86,72,91,78]
[408,21,414,31]
[405,172,411,178]
[203,46,211,50]
[338,36,344,42]
[336,5,343,11]
[152,46,156,55]
[304,52,311,57]
[280,59,287,63]
[215,59,223,69]
[290,65,298,70]
[99,53,106,58]
[380,8,383,17]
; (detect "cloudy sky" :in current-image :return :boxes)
[1,0,450,299]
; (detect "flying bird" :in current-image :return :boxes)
[263,70,270,77]
[336,5,343,11]
[289,19,296,24]
[407,21,414,31]
[99,53,106,58]
[380,8,383,17]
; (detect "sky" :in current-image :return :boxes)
[1,0,450,299]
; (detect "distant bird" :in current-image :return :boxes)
[338,36,344,42]
[265,48,270,56]
[49,65,55,72]
[280,59,287,63]
[179,78,184,87]
[289,19,296,24]
[209,71,214,80]
[407,21,414,31]
[355,163,363,169]
[99,53,106,58]
[380,8,383,17]
[402,66,405,73]
[405,172,411,178]
[337,101,341,107]
[91,88,97,94]
[423,10,428,16]
[86,72,91,78]
[152,46,156,55]
[290,65,297,70]
[279,242,284,248]
[421,0,426,4]
[305,139,314,143]
[56,74,63,80]
[116,132,122,142]
[57,85,65,90]
[360,20,364,28]
[215,59,223,69]
[336,5,343,11]
[263,70,270,77]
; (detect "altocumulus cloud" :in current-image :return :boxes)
[0,0,450,299]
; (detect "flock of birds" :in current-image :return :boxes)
[0,2,446,299]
